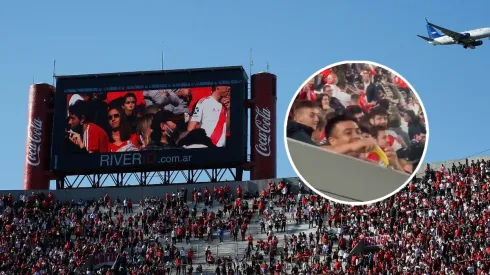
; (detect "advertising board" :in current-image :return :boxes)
[50,66,248,174]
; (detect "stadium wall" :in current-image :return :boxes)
[7,178,298,202]
[417,155,490,177]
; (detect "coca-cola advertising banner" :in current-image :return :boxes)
[250,73,277,180]
[254,106,272,157]
[26,117,43,167]
[24,84,54,190]
[50,67,248,174]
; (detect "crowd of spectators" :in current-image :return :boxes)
[3,158,490,274]
[287,63,427,174]
[0,181,317,274]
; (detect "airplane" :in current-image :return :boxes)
[417,18,490,49]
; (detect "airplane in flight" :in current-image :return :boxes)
[417,19,490,49]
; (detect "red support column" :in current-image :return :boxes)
[23,84,55,190]
[250,72,277,180]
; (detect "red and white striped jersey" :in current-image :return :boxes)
[83,122,109,153]
[386,130,402,151]
[191,96,227,147]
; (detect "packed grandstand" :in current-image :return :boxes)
[0,156,487,274]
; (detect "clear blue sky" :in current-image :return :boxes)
[1,1,489,190]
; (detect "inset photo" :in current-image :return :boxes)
[285,61,428,205]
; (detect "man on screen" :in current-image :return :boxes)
[143,110,180,150]
[187,86,230,147]
[66,100,109,153]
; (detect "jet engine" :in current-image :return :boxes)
[463,40,483,49]
[461,33,471,39]
[472,40,483,46]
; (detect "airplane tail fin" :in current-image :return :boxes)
[426,19,443,39]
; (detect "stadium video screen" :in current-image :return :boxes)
[51,68,248,173]
[65,87,231,154]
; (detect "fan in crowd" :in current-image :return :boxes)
[65,86,231,153]
[287,63,426,174]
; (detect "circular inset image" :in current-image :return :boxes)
[285,61,429,205]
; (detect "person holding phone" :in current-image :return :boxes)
[66,100,109,153]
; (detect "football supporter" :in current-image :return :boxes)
[404,109,427,141]
[311,109,328,145]
[286,100,319,146]
[106,107,140,152]
[121,93,137,127]
[136,113,154,149]
[287,62,426,174]
[142,110,181,150]
[321,114,379,159]
[67,100,109,153]
[64,85,233,154]
[187,86,231,147]
[367,125,405,172]
[85,92,110,131]
[368,106,404,151]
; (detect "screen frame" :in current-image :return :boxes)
[50,67,248,175]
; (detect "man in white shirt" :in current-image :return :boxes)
[187,86,230,147]
[332,80,352,107]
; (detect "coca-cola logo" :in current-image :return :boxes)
[26,118,43,167]
[254,106,272,157]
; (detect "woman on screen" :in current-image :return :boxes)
[121,93,139,133]
[137,113,154,149]
[106,107,140,152]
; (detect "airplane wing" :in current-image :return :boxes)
[417,35,434,42]
[428,22,474,42]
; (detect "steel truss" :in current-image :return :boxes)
[56,168,243,189]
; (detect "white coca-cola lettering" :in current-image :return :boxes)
[254,106,272,157]
[26,118,43,167]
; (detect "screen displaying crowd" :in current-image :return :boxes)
[287,63,427,174]
[65,86,231,154]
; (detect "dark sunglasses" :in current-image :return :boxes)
[108,113,120,120]
[125,101,136,104]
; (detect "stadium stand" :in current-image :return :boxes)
[2,155,490,274]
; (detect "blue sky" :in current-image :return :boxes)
[1,1,489,189]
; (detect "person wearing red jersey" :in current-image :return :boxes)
[106,107,140,152]
[67,100,109,153]
[236,186,242,199]
[247,234,254,250]
[297,78,317,101]
[187,86,230,147]
[366,126,405,172]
